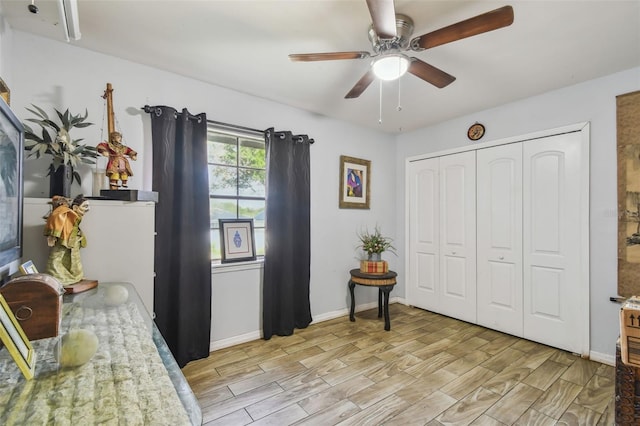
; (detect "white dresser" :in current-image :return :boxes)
[22,198,156,314]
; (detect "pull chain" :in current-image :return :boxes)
[397,75,402,112]
[378,79,383,124]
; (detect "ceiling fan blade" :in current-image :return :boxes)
[345,70,376,99]
[289,52,370,62]
[411,5,514,50]
[408,58,456,88]
[366,0,397,39]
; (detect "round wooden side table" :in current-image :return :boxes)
[348,269,397,331]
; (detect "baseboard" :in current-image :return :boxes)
[209,330,262,352]
[311,297,405,323]
[311,303,375,323]
[208,298,405,352]
[589,350,615,366]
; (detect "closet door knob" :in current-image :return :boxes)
[499,256,504,260]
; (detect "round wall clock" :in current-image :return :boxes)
[467,123,485,141]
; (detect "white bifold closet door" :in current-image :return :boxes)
[407,126,588,354]
[407,157,439,312]
[476,134,584,352]
[407,151,476,323]
[477,143,523,336]
[522,131,584,354]
[439,152,477,323]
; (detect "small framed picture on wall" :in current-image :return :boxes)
[339,155,371,209]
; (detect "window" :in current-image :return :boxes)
[207,123,265,262]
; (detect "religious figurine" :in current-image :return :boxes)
[96,131,137,190]
[42,195,70,220]
[44,194,89,285]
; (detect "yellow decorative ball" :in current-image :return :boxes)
[55,329,99,367]
[104,284,129,306]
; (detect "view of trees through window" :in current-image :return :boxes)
[208,126,265,261]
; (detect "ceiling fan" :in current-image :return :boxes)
[289,0,514,99]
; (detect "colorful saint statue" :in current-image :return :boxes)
[44,194,89,285]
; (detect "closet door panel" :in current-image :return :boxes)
[487,261,518,306]
[439,151,476,323]
[530,154,562,257]
[407,159,440,311]
[416,253,437,293]
[530,266,562,317]
[523,132,583,354]
[442,256,468,296]
[477,144,523,336]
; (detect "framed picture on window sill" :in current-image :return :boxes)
[219,219,257,263]
[339,155,371,209]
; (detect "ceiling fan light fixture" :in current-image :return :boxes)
[372,54,410,81]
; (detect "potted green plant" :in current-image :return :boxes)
[357,225,396,261]
[23,104,98,197]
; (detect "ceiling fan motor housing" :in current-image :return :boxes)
[368,14,414,54]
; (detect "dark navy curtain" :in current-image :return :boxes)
[263,128,313,339]
[144,105,211,367]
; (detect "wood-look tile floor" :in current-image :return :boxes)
[182,304,615,425]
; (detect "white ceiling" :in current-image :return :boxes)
[1,0,639,133]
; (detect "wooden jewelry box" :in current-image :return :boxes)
[0,273,64,341]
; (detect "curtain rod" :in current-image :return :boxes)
[275,132,315,144]
[142,105,203,122]
[270,129,315,144]
[208,119,262,136]
[143,106,314,144]
[211,121,314,143]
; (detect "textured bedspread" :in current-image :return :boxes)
[0,298,191,425]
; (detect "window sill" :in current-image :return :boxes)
[211,258,264,274]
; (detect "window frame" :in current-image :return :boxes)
[207,122,265,263]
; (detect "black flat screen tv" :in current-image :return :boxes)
[0,97,23,284]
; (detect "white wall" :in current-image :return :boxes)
[7,29,640,360]
[9,31,398,347]
[0,11,12,87]
[395,66,640,362]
